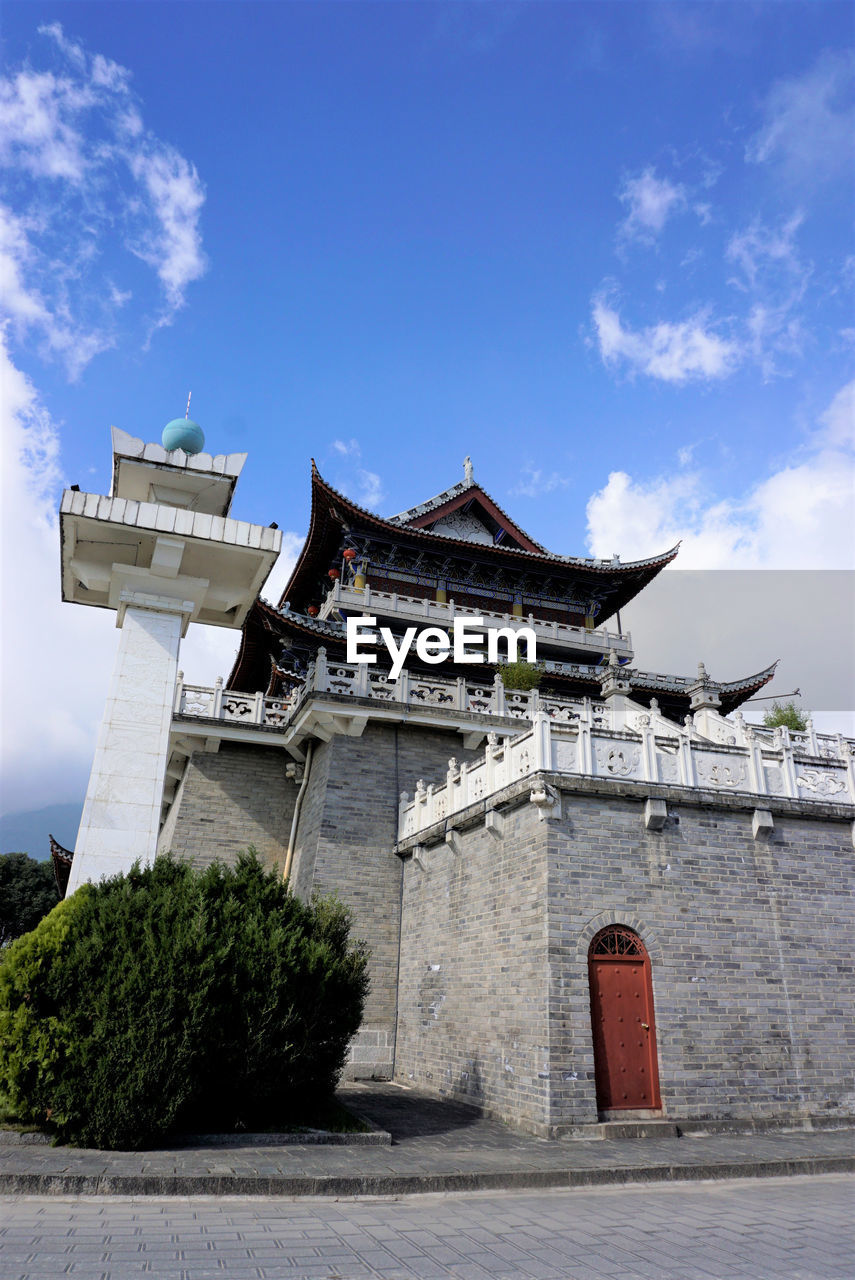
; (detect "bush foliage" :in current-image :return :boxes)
[0,853,59,948]
[498,661,544,691]
[0,853,369,1149]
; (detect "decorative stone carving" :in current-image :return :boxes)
[657,755,680,783]
[797,770,847,797]
[595,745,640,777]
[554,740,576,771]
[411,683,454,705]
[696,758,747,789]
[223,695,254,719]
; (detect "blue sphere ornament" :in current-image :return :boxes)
[162,418,205,455]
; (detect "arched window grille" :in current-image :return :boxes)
[589,925,646,958]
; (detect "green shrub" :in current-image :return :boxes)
[499,660,544,691]
[0,853,368,1149]
[0,853,59,949]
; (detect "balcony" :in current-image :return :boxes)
[317,581,633,660]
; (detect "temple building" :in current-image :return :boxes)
[58,432,855,1136]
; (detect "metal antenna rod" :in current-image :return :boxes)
[185,391,192,420]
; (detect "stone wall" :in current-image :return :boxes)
[396,802,553,1133]
[396,775,855,1134]
[158,743,296,874]
[290,720,485,1079]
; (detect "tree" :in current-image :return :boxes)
[0,854,59,949]
[0,852,369,1148]
[762,700,808,733]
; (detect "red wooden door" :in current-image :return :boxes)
[588,927,661,1111]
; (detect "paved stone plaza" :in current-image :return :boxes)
[1,1174,853,1279]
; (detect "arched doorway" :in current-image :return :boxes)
[588,925,662,1113]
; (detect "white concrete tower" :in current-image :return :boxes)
[59,423,281,894]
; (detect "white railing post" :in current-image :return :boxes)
[456,677,467,711]
[744,725,766,794]
[356,660,370,697]
[493,673,506,717]
[212,676,224,719]
[397,667,410,704]
[776,726,798,797]
[485,734,497,795]
[253,691,264,724]
[679,727,697,788]
[315,646,328,692]
[174,670,184,714]
[805,717,818,755]
[533,710,551,771]
[640,718,657,782]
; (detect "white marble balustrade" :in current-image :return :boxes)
[398,709,855,841]
[318,581,633,656]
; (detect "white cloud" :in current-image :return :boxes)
[0,332,113,812]
[725,213,810,378]
[0,23,207,373]
[585,382,855,724]
[586,378,855,569]
[326,439,386,509]
[618,167,686,243]
[510,466,569,499]
[0,66,92,182]
[747,49,855,185]
[128,147,207,326]
[357,469,385,509]
[331,438,360,456]
[726,213,806,290]
[592,294,740,383]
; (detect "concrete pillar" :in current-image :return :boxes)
[67,596,189,893]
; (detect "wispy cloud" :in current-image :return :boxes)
[510,466,569,499]
[331,438,360,456]
[618,167,686,244]
[357,469,385,509]
[725,213,810,377]
[747,49,855,185]
[591,291,740,384]
[0,23,207,375]
[327,438,386,509]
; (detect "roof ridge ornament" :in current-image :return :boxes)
[464,456,474,484]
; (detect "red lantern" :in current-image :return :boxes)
[328,568,340,580]
[307,605,319,617]
[342,548,357,561]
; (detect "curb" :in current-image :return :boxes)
[2,1154,853,1198]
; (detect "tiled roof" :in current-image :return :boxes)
[312,463,680,573]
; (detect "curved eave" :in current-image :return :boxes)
[280,464,680,614]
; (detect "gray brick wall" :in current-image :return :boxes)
[158,743,296,874]
[395,804,554,1132]
[291,722,485,1079]
[396,779,855,1135]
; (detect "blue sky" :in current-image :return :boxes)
[1,1,853,826]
